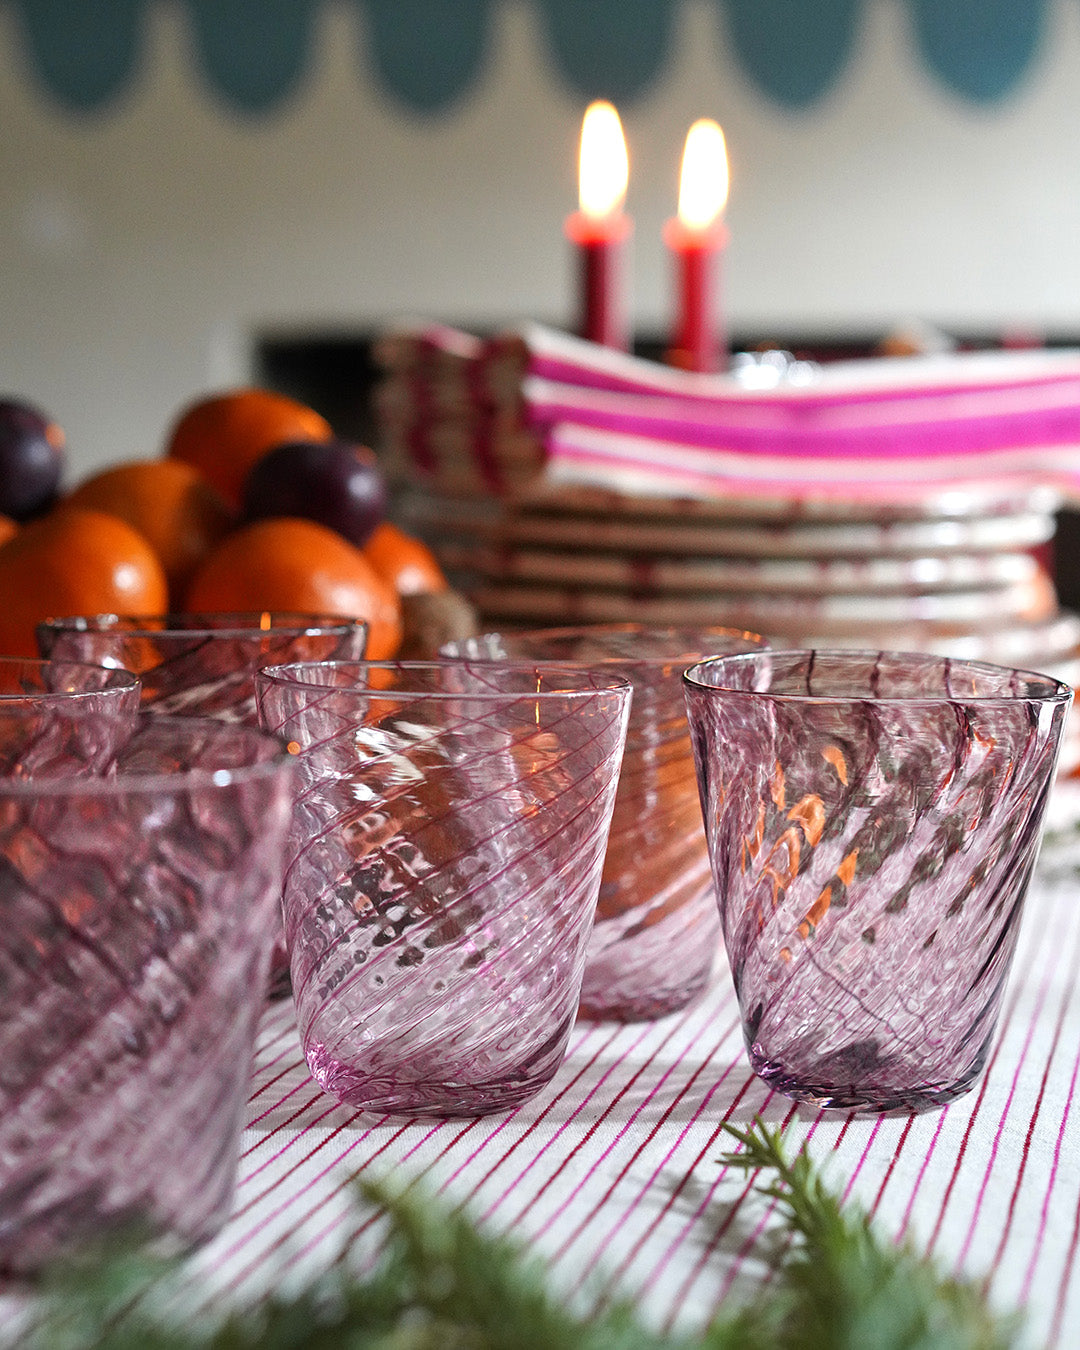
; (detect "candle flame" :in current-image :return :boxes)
[677,119,729,231]
[578,101,629,220]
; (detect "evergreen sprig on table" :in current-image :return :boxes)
[23,1118,1021,1350]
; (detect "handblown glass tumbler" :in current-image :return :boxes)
[0,655,140,776]
[0,717,295,1273]
[38,612,367,993]
[256,660,632,1115]
[38,611,369,723]
[683,650,1071,1112]
[443,625,766,1020]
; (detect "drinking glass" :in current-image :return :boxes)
[443,625,766,1020]
[38,612,368,992]
[0,655,140,776]
[683,649,1071,1112]
[0,716,295,1273]
[37,611,369,722]
[256,659,632,1115]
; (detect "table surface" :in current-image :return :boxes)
[8,839,1080,1347]
[152,837,1080,1348]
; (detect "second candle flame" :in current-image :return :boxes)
[578,101,629,221]
[677,119,729,232]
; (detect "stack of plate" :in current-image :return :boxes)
[374,323,1080,810]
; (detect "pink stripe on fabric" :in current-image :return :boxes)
[209,1120,435,1308]
[953,893,1069,1276]
[545,422,1080,492]
[317,1026,619,1261]
[894,886,1059,1248]
[659,1098,802,1333]
[868,1114,917,1221]
[243,1080,324,1138]
[476,1019,663,1229]
[524,1016,721,1251]
[897,1108,949,1242]
[923,891,1058,1259]
[544,1013,736,1273]
[300,1118,474,1270]
[523,372,1080,432]
[974,903,1080,1287]
[630,1066,766,1319]
[239,1097,355,1182]
[439,1022,618,1200]
[524,387,1080,460]
[1020,904,1080,1321]
[522,343,1080,409]
[244,1064,327,1130]
[247,1045,306,1098]
[213,1117,408,1278]
[288,1118,483,1282]
[224,1022,616,1307]
[1046,1050,1080,1343]
[840,1113,885,1207]
[247,1024,301,1083]
[229,1109,368,1226]
[715,1107,877,1307]
[315,1032,623,1283]
[582,1022,760,1312]
[179,1117,416,1320]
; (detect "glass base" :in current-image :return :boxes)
[749,1041,991,1115]
[304,1018,574,1117]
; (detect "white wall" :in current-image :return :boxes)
[3,0,1080,478]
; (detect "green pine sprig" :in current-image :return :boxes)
[15,1118,1022,1350]
[716,1120,1020,1350]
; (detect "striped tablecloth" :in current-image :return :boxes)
[147,842,1080,1349]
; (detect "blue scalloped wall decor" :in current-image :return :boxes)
[3,0,1055,115]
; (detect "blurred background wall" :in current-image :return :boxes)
[3,0,1080,477]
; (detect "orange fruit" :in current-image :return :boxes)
[0,506,169,657]
[65,458,236,601]
[164,388,333,510]
[183,517,403,659]
[363,521,448,597]
[0,515,17,548]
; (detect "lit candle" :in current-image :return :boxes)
[664,119,730,373]
[564,101,631,350]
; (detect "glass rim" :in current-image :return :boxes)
[0,656,140,705]
[37,611,369,640]
[444,621,767,667]
[257,658,635,701]
[682,647,1075,707]
[0,716,295,798]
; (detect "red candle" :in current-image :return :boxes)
[664,119,730,373]
[564,101,631,351]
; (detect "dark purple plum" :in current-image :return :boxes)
[0,398,65,520]
[241,438,388,549]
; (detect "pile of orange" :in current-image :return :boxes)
[0,387,448,659]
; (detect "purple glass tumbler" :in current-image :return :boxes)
[443,625,766,1021]
[0,656,140,776]
[0,716,295,1274]
[37,613,368,993]
[37,611,368,722]
[256,660,632,1115]
[683,649,1071,1113]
